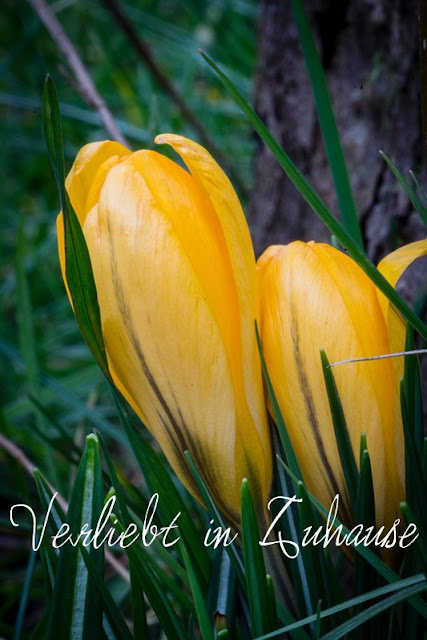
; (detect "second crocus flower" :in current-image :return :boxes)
[257,239,426,531]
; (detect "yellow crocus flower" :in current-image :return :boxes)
[57,134,272,527]
[257,240,426,531]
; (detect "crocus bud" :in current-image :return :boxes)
[57,135,272,527]
[257,240,426,531]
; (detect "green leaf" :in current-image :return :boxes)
[114,518,187,640]
[13,547,37,640]
[272,446,315,621]
[33,469,67,534]
[256,323,302,482]
[42,75,109,379]
[296,482,336,616]
[254,574,426,639]
[380,151,427,226]
[47,434,104,640]
[400,376,427,534]
[353,443,378,639]
[291,0,363,248]
[321,350,358,511]
[400,502,427,568]
[318,580,427,640]
[200,52,427,341]
[278,459,427,618]
[207,548,236,631]
[241,479,276,636]
[180,541,214,640]
[130,565,149,640]
[108,385,210,582]
[402,327,424,455]
[184,450,245,588]
[79,546,133,640]
[98,431,193,614]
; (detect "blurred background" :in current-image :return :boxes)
[0,0,425,636]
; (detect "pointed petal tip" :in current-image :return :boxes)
[154,133,186,147]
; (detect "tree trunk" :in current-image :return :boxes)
[249,0,425,276]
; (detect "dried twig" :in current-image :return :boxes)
[0,432,130,583]
[27,0,127,146]
[101,0,247,196]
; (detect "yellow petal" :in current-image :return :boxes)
[154,134,270,481]
[376,238,427,350]
[58,141,131,302]
[65,141,131,224]
[376,238,427,498]
[83,153,270,525]
[258,241,404,529]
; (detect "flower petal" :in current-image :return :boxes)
[58,141,131,304]
[258,242,404,528]
[154,134,270,475]
[83,154,270,524]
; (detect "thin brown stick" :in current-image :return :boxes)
[27,0,128,146]
[101,0,248,196]
[0,433,130,583]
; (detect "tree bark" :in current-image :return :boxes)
[249,0,425,277]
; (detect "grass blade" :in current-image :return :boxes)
[321,350,358,511]
[291,0,363,248]
[255,574,426,639]
[109,386,210,581]
[47,434,104,640]
[200,51,427,341]
[80,546,133,640]
[241,478,276,636]
[380,152,427,226]
[181,541,214,640]
[278,459,427,618]
[184,450,245,587]
[256,324,302,482]
[318,581,427,640]
[42,75,109,378]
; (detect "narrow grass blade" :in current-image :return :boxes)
[296,481,337,617]
[354,444,378,639]
[12,547,37,640]
[402,326,424,461]
[181,541,215,640]
[16,214,55,476]
[400,377,427,533]
[380,151,427,226]
[256,323,302,481]
[400,502,427,568]
[130,565,149,640]
[98,432,193,612]
[278,459,427,618]
[47,434,104,640]
[272,444,313,621]
[241,479,276,636]
[33,469,67,533]
[115,519,187,640]
[321,350,358,510]
[42,75,109,378]
[318,581,427,640]
[109,385,210,581]
[291,0,363,248]
[200,52,427,340]
[80,546,133,640]
[254,574,426,639]
[206,548,236,635]
[184,450,245,586]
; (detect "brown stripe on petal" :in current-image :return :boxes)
[290,302,352,525]
[105,225,240,527]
